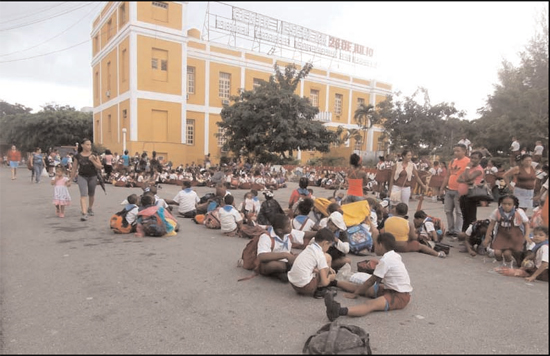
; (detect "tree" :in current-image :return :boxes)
[0,100,32,117]
[376,87,465,154]
[345,103,380,150]
[474,7,548,154]
[218,63,342,162]
[0,102,92,153]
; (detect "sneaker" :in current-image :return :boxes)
[59,213,64,218]
[81,214,88,221]
[324,292,341,321]
[87,208,94,216]
[438,251,447,258]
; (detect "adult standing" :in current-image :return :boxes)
[7,145,21,180]
[509,136,520,167]
[30,147,46,184]
[533,140,544,164]
[388,150,427,208]
[440,144,470,237]
[121,150,130,173]
[457,151,485,232]
[503,154,537,212]
[458,135,472,156]
[103,149,114,179]
[343,153,368,204]
[69,139,103,221]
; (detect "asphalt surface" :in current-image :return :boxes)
[0,166,548,354]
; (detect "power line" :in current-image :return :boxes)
[0,2,67,24]
[0,39,89,63]
[0,3,103,58]
[0,3,93,32]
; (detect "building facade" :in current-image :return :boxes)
[91,1,392,166]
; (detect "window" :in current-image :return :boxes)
[310,89,319,108]
[94,35,99,54]
[152,1,168,9]
[357,98,365,109]
[95,71,99,99]
[107,19,113,40]
[122,109,127,119]
[152,48,168,81]
[187,66,195,94]
[354,139,362,151]
[152,2,168,22]
[253,78,263,90]
[219,72,231,99]
[107,61,111,92]
[217,127,227,148]
[121,49,127,82]
[186,119,195,145]
[119,3,127,26]
[335,94,343,115]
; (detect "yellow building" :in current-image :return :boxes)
[91,1,392,166]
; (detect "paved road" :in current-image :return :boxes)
[0,167,548,354]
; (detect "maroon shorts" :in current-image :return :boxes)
[374,282,411,311]
[291,274,319,296]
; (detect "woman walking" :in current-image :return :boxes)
[388,150,428,208]
[7,145,21,180]
[30,147,46,183]
[69,139,103,221]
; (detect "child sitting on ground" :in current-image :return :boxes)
[324,232,413,321]
[413,210,438,244]
[219,194,243,236]
[123,193,139,232]
[495,226,548,282]
[457,219,491,257]
[256,213,304,282]
[288,228,337,298]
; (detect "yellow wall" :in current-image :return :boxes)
[101,48,118,103]
[244,69,271,90]
[209,62,240,106]
[118,37,130,95]
[137,35,182,95]
[328,85,348,124]
[137,1,182,30]
[187,57,206,105]
[303,81,327,110]
[100,105,119,147]
[100,13,117,52]
[137,99,181,143]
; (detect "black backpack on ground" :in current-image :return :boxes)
[303,320,372,354]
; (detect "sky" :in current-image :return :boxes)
[0,1,546,120]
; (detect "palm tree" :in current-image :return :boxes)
[353,103,376,151]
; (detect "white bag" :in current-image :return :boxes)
[41,168,49,177]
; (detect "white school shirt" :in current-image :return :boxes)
[373,250,413,293]
[292,215,317,231]
[218,205,242,232]
[257,229,305,262]
[288,242,328,288]
[173,188,200,214]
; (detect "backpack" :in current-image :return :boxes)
[347,224,373,255]
[203,207,221,229]
[423,216,445,242]
[303,320,372,355]
[140,213,167,237]
[237,228,274,281]
[109,205,137,234]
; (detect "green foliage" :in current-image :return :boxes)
[474,8,548,153]
[0,100,32,117]
[218,62,342,163]
[307,156,346,167]
[0,102,92,153]
[376,87,465,155]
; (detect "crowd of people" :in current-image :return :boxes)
[4,135,548,323]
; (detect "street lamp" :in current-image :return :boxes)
[122,128,127,152]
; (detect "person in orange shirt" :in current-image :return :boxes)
[440,144,470,237]
[7,145,22,180]
[343,153,368,204]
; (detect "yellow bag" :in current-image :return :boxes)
[313,198,371,227]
